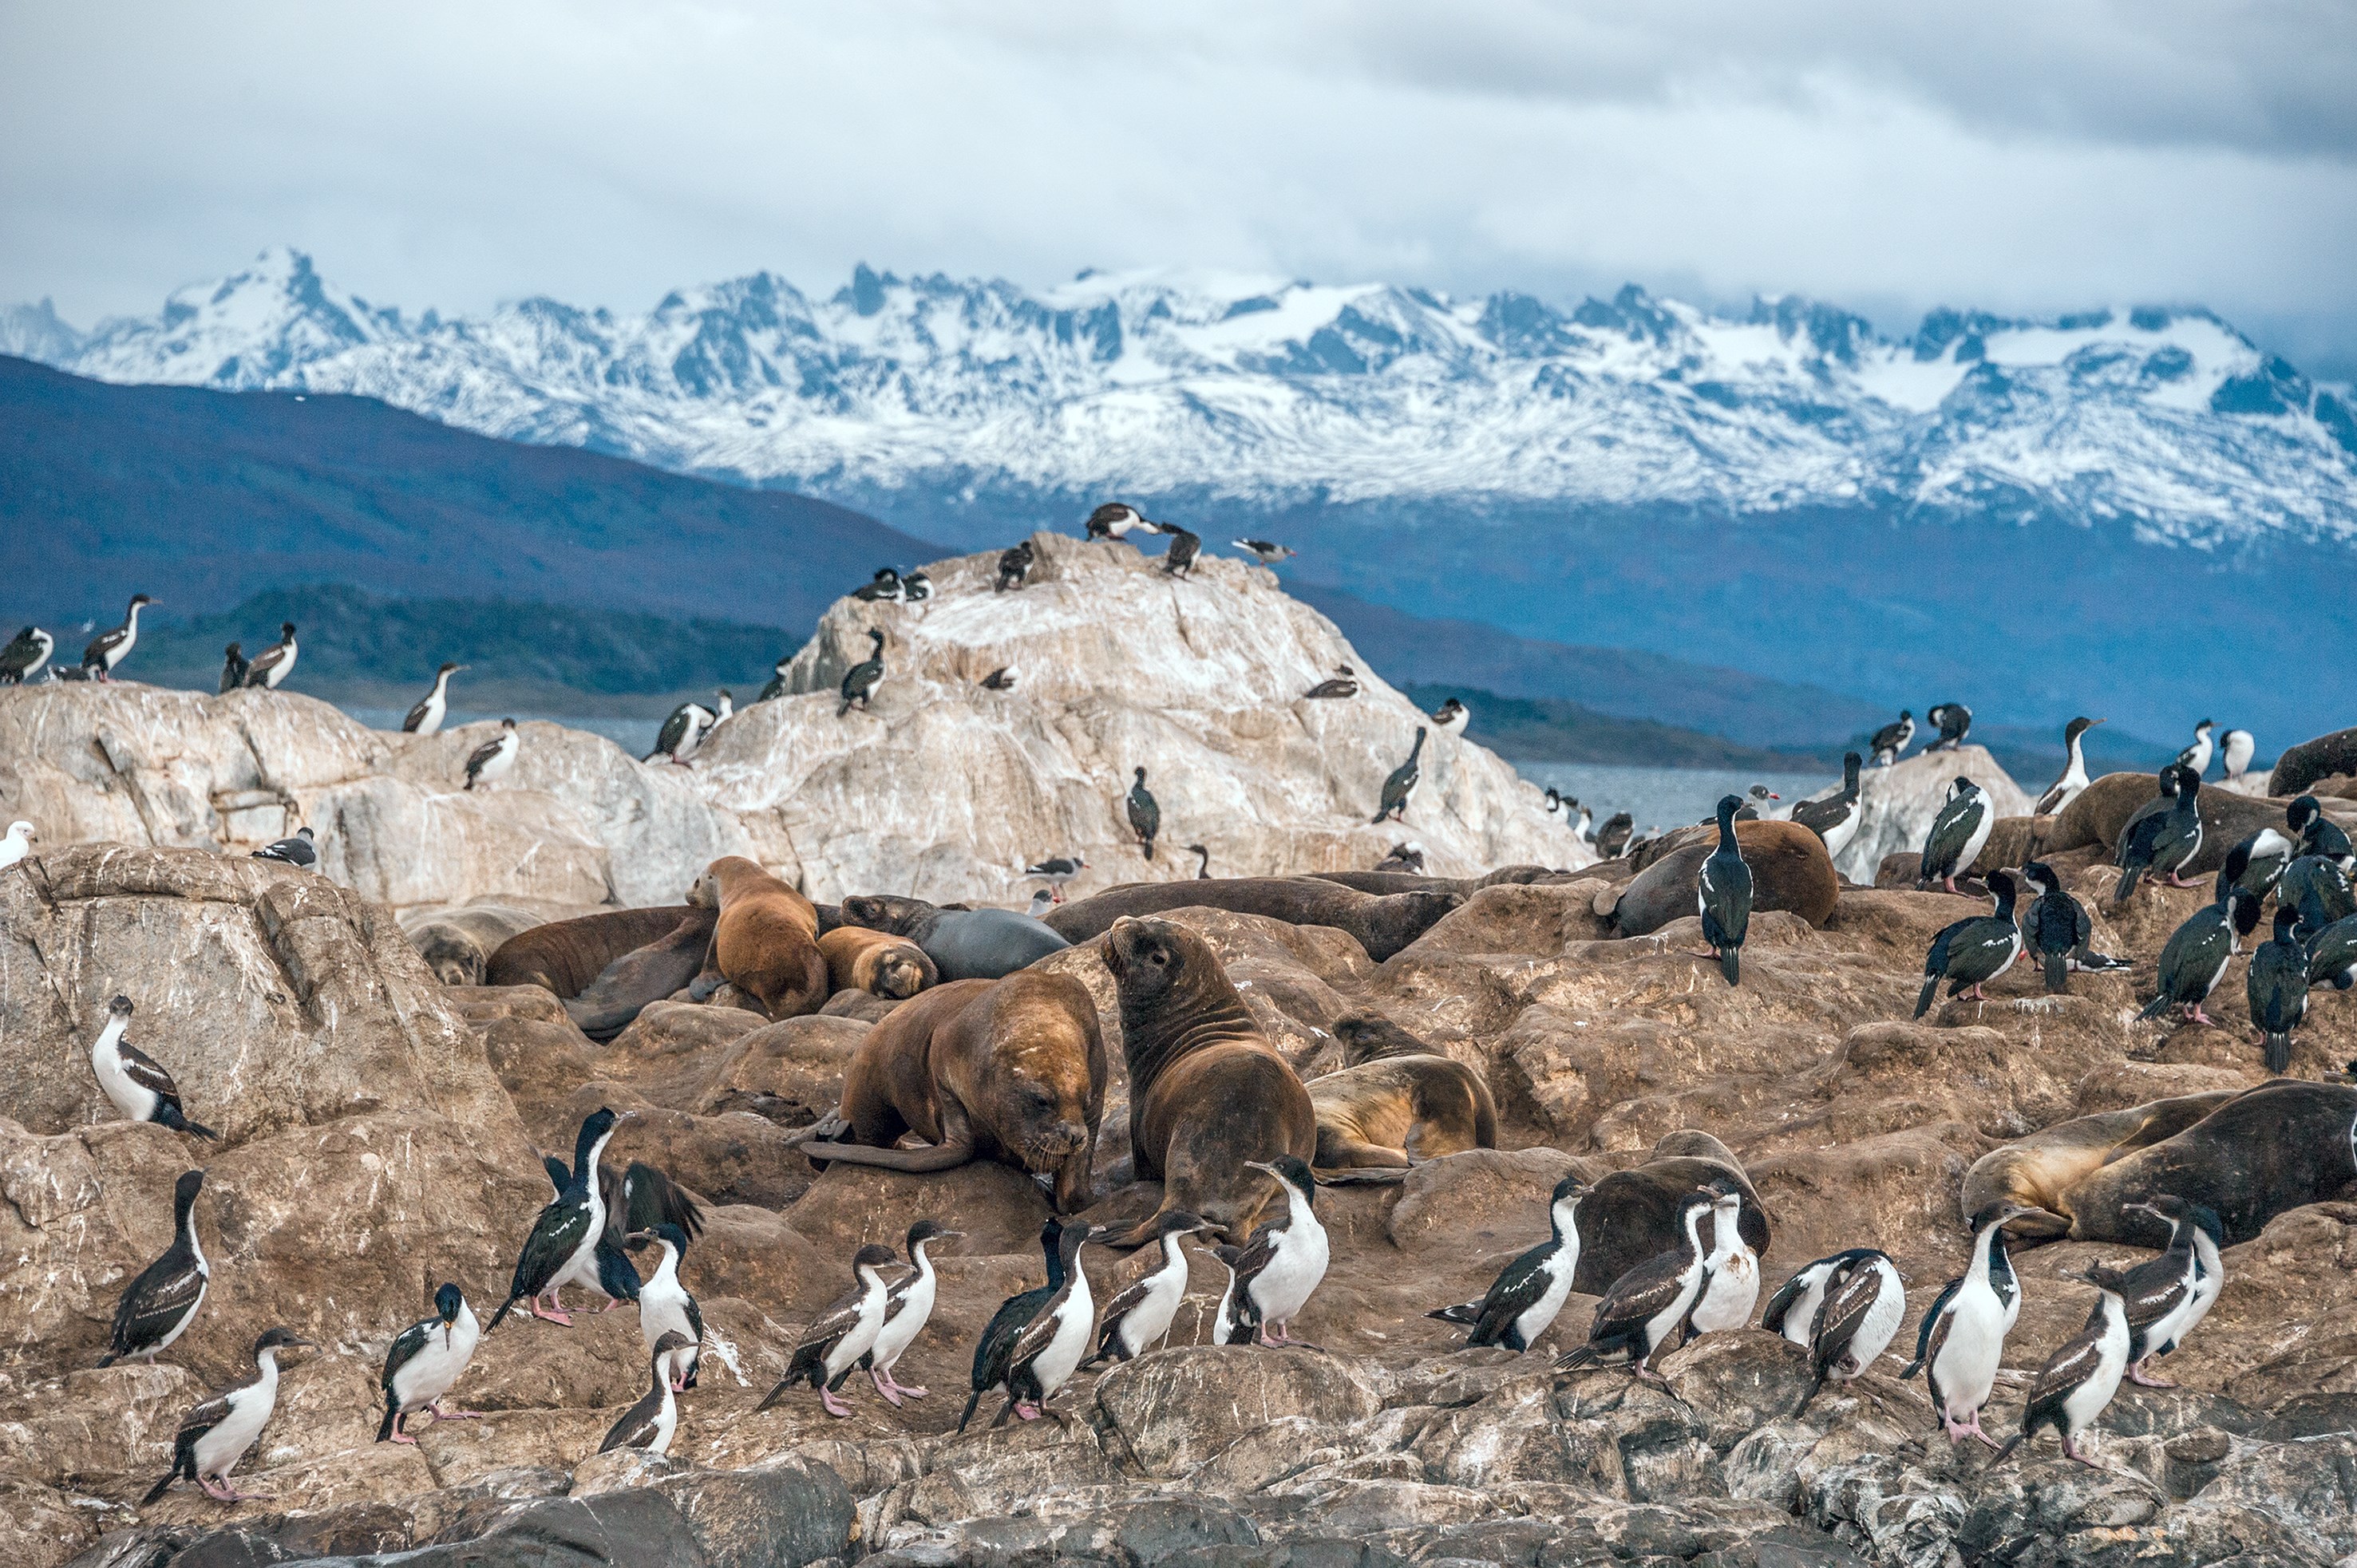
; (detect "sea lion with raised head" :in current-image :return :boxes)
[817,926,939,1001]
[793,973,1106,1211]
[1047,877,1461,962]
[689,856,829,1020]
[563,910,724,1041]
[487,906,710,996]
[838,893,1070,981]
[1100,916,1317,1246]
[1571,1131,1772,1294]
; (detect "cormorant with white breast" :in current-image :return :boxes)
[2114,766,2202,900]
[465,718,520,789]
[838,629,886,715]
[1127,768,1160,860]
[1086,502,1158,539]
[2034,717,2105,816]
[1430,697,1469,737]
[142,1327,312,1504]
[2220,727,2256,784]
[83,594,154,681]
[1792,753,1864,861]
[1556,1187,1714,1385]
[251,827,315,867]
[101,1169,210,1366]
[1761,1248,1881,1351]
[1916,869,2022,1016]
[1224,1156,1331,1348]
[961,1219,1065,1432]
[1159,523,1202,578]
[0,624,53,683]
[1682,1183,1761,1337]
[646,699,715,764]
[1903,1203,2032,1446]
[378,1283,482,1442]
[760,1242,900,1418]
[757,655,792,702]
[992,1222,1105,1425]
[1926,702,1973,752]
[2248,905,2309,1072]
[217,644,247,693]
[1427,1175,1590,1352]
[1088,1211,1210,1367]
[2217,827,2293,905]
[1699,795,1753,985]
[627,1223,702,1391]
[1232,539,1295,563]
[1795,1249,1907,1410]
[982,666,1016,691]
[2110,1196,2205,1388]
[1993,1265,2134,1469]
[1917,776,1991,893]
[1595,813,1635,859]
[1869,709,1915,767]
[2177,719,2216,777]
[2126,1198,2225,1382]
[2138,875,2258,1029]
[862,1218,961,1404]
[600,1333,693,1456]
[89,995,216,1137]
[1303,665,1358,700]
[489,1107,631,1328]
[403,663,464,735]
[241,623,299,689]
[901,569,932,602]
[854,567,903,602]
[995,543,1033,592]
[1371,728,1426,823]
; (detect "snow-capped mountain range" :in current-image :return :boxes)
[9,245,2355,547]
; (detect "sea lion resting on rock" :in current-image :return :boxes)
[1306,1013,1498,1177]
[564,909,722,1041]
[1605,820,1837,938]
[689,856,829,1020]
[1048,877,1461,962]
[793,973,1105,1211]
[405,903,549,986]
[1099,916,1317,1246]
[817,926,937,1000]
[486,905,708,995]
[838,894,1070,981]
[1571,1131,1772,1294]
[1965,1084,2357,1247]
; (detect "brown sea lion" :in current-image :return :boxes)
[1958,1090,2239,1238]
[817,926,938,1000]
[486,906,706,996]
[793,973,1105,1211]
[2272,725,2357,799]
[1048,877,1461,962]
[1307,1053,1498,1175]
[564,910,723,1041]
[1607,820,1838,937]
[1334,1013,1442,1065]
[1308,870,1471,897]
[405,902,548,986]
[1571,1131,1771,1294]
[689,856,829,1020]
[2065,1081,2357,1246]
[1100,916,1317,1246]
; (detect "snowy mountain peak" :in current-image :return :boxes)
[10,248,2355,546]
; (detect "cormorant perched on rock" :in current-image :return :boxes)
[757,656,792,702]
[142,1327,313,1504]
[2288,795,2355,867]
[1188,843,1211,879]
[1303,665,1358,700]
[1024,854,1088,902]
[599,1332,693,1456]
[403,663,464,734]
[995,543,1034,592]
[2220,728,2256,783]
[1869,709,1915,767]
[1595,812,1635,859]
[489,1107,631,1329]
[644,701,713,767]
[1992,1266,2133,1468]
[251,827,316,867]
[101,1170,209,1366]
[1904,1203,2032,1448]
[1127,768,1160,860]
[1918,777,1992,893]
[1159,523,1202,578]
[0,625,53,683]
[83,594,154,681]
[2115,767,2202,900]
[2114,1197,2217,1386]
[759,1243,900,1418]
[1926,702,1973,752]
[1699,795,1753,985]
[1796,1250,1907,1409]
[2177,719,2217,777]
[1087,1211,1209,1366]
[1376,842,1426,874]
[1232,539,1295,563]
[2248,905,2309,1073]
[2034,717,2105,816]
[710,688,734,724]
[901,570,932,602]
[241,623,299,689]
[862,1219,962,1403]
[2138,875,2257,1029]
[854,567,903,602]
[961,1219,1064,1432]
[1792,753,1864,861]
[993,1222,1105,1425]
[2282,855,2357,945]
[1430,697,1469,736]
[1555,1188,1713,1384]
[1916,871,2022,1016]
[1682,1183,1761,1337]
[981,666,1016,691]
[466,719,520,789]
[2214,827,2292,907]
[626,1224,702,1392]
[838,630,886,716]
[89,997,216,1138]
[217,644,247,693]
[2018,860,2125,992]
[1372,729,1426,823]
[1222,1157,1335,1348]
[1086,502,1158,539]
[1429,1175,1591,1352]
[377,1284,482,1443]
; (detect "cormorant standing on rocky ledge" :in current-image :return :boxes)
[1699,795,1752,986]
[600,1333,691,1455]
[838,630,886,716]
[647,700,714,764]
[2248,904,2309,1072]
[489,1107,628,1329]
[218,644,247,693]
[101,1169,209,1366]
[466,720,520,789]
[1372,729,1426,823]
[2221,727,2256,784]
[251,827,315,867]
[377,1284,482,1443]
[0,625,53,683]
[2115,768,2202,900]
[142,1327,312,1504]
[89,996,216,1138]
[993,1222,1105,1425]
[761,1242,900,1418]
[2177,719,2216,778]
[1869,709,1914,767]
[995,543,1033,592]
[854,567,903,602]
[1087,1211,1208,1367]
[2138,875,2256,1029]
[1792,752,1863,861]
[1926,702,1973,752]
[404,663,464,735]
[2034,717,2105,816]
[1556,1188,1712,1384]
[83,594,153,681]
[1916,870,2022,1016]
[1918,777,1991,893]
[241,623,299,689]
[1159,523,1201,578]
[1428,1174,1589,1351]
[962,1219,1065,1432]
[1127,768,1160,860]
[1992,1266,2133,1468]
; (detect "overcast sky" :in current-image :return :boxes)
[6,1,2355,371]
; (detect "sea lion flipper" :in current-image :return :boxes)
[794,1132,978,1174]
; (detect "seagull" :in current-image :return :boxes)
[1232,539,1295,564]
[1025,855,1088,903]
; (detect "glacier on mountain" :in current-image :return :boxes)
[8,246,2355,547]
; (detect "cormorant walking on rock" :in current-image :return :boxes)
[1556,1188,1713,1384]
[1993,1266,2134,1469]
[1127,768,1160,860]
[142,1328,312,1504]
[83,594,154,681]
[101,1169,210,1366]
[1916,871,2022,1016]
[1429,1175,1590,1352]
[838,630,886,716]
[760,1243,900,1419]
[378,1284,483,1443]
[2114,767,2202,900]
[1699,795,1753,985]
[962,1219,1065,1432]
[1372,729,1426,823]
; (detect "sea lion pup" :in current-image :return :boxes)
[793,973,1106,1211]
[838,892,1071,981]
[486,906,711,996]
[1307,1013,1498,1177]
[688,856,829,1020]
[1046,877,1461,962]
[1098,917,1316,1246]
[817,925,939,1001]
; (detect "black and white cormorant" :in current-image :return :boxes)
[251,827,316,867]
[377,1283,483,1442]
[2284,855,2357,948]
[2109,1195,2205,1389]
[241,623,299,689]
[1159,523,1202,578]
[2177,719,2216,777]
[1208,1240,1256,1346]
[1085,502,1158,539]
[490,1107,631,1329]
[1792,752,1864,862]
[646,700,714,764]
[2310,911,2357,991]
[403,663,465,735]
[2138,878,2257,1029]
[1127,768,1160,860]
[1917,776,1991,893]
[101,1168,209,1366]
[1925,701,1973,752]
[1371,728,1426,824]
[2114,767,2202,900]
[981,666,1017,691]
[1698,795,1753,986]
[2217,827,2293,905]
[1428,1175,1590,1352]
[2033,717,2105,816]
[1916,869,2022,1017]
[1025,853,1088,903]
[1903,1203,2031,1446]
[2125,1198,2225,1381]
[2289,794,2355,868]
[854,567,904,602]
[1762,1248,1882,1351]
[217,644,247,693]
[991,1222,1105,1426]
[1088,1211,1209,1367]
[1993,1266,2134,1468]
[1868,709,1915,767]
[1595,813,1635,859]
[535,1155,639,1309]
[1,820,36,870]
[1375,841,1425,874]
[838,630,886,716]
[2017,860,2126,993]
[1430,697,1469,737]
[759,1242,900,1418]
[862,1218,962,1404]
[901,569,932,602]
[1683,1183,1761,1337]
[626,1223,703,1391]
[2248,905,2310,1073]
[599,1331,693,1456]
[1224,1156,1331,1348]
[1232,538,1295,563]
[757,655,792,703]
[2220,728,2256,784]
[1188,843,1211,879]
[0,624,53,684]
[1303,665,1358,700]
[141,1327,311,1504]
[89,995,216,1137]
[995,543,1033,592]
[960,1218,1065,1432]
[1555,1188,1713,1384]
[465,718,520,789]
[83,594,155,681]
[1795,1248,1907,1409]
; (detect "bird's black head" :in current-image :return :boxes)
[1155,1209,1212,1238]
[1714,794,1743,821]
[2274,902,2301,937]
[907,1218,963,1251]
[1551,1174,1594,1207]
[295,827,314,841]
[2080,1264,2131,1295]
[1134,766,1147,782]
[1967,1201,2038,1232]
[2177,770,2202,802]
[1898,708,1912,720]
[852,1242,901,1274]
[868,629,885,648]
[2195,718,2213,733]
[1949,776,1979,800]
[129,594,153,610]
[2226,887,2262,938]
[172,1169,205,1208]
[627,1222,691,1256]
[2019,860,2056,894]
[253,1325,314,1354]
[439,661,462,675]
[651,1329,694,1357]
[1843,751,1862,777]
[2288,796,2320,832]
[224,642,241,657]
[435,1282,465,1322]
[108,994,135,1018]
[1985,869,2015,906]
[500,717,516,729]
[1247,1154,1318,1203]
[279,622,296,638]
[2066,716,2102,741]
[577,1107,622,1148]
[872,567,898,582]
[1058,1222,1107,1256]
[2185,1203,2225,1245]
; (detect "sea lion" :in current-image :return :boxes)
[817,926,939,1000]
[1334,1013,1444,1066]
[1047,877,1461,962]
[486,906,706,996]
[793,973,1105,1211]
[404,902,548,986]
[1607,820,1837,938]
[564,910,723,1041]
[1308,870,1471,898]
[1099,916,1317,1246]
[2272,725,2357,799]
[689,856,829,1020]
[838,893,1071,981]
[1959,1091,2241,1239]
[1571,1131,1772,1294]
[1307,1053,1498,1175]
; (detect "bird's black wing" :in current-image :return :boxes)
[1469,1243,1552,1345]
[381,1315,434,1392]
[543,1155,571,1192]
[599,1389,665,1453]
[402,694,433,732]
[115,1042,187,1113]
[1006,1287,1074,1372]
[1811,1262,1886,1373]
[652,706,688,756]
[794,1279,872,1359]
[508,1195,592,1301]
[1588,1249,1688,1340]
[113,1251,205,1354]
[465,737,504,775]
[619,1161,705,1241]
[1758,1266,1818,1338]
[174,1388,233,1450]
[1904,1275,1964,1375]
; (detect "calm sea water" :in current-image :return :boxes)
[1510,760,1840,836]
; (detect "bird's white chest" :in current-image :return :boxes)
[639,1266,695,1347]
[1690,1246,1759,1333]
[1121,1258,1191,1353]
[2066,1309,2131,1429]
[91,1032,158,1120]
[1249,1215,1330,1322]
[1931,1278,2008,1412]
[1819,804,1860,859]
[644,1390,679,1455]
[195,1370,276,1476]
[872,1267,935,1365]
[263,644,297,685]
[0,828,30,868]
[479,736,518,781]
[1956,806,1994,872]
[829,1287,889,1373]
[1646,1262,1707,1348]
[1515,1246,1581,1342]
[394,1313,480,1405]
[1838,1263,1907,1376]
[1778,1273,1829,1348]
[1031,1282,1097,1396]
[415,692,446,736]
[554,1189,607,1289]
